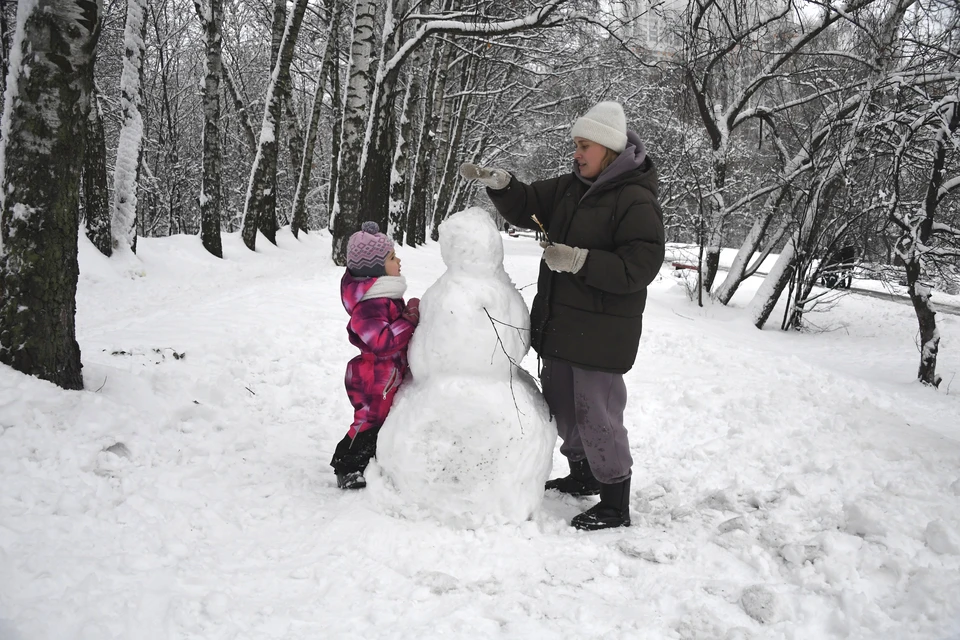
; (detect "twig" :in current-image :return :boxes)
[530,214,551,244]
[95,376,107,392]
[245,386,256,395]
[483,307,528,432]
[484,310,529,345]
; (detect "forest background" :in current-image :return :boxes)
[0,0,958,393]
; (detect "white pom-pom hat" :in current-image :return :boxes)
[571,101,627,153]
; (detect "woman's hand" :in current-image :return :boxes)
[542,242,589,274]
[459,163,511,190]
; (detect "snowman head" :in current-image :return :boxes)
[439,208,503,275]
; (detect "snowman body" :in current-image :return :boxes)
[377,208,556,525]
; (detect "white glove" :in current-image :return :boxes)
[459,163,511,190]
[542,242,589,274]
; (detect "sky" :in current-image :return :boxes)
[1,219,959,640]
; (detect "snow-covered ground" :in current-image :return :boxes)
[1,224,959,640]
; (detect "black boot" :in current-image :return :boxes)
[545,458,601,496]
[571,477,631,531]
[336,471,367,490]
[331,427,379,490]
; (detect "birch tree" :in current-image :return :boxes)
[329,0,378,262]
[196,0,224,258]
[330,0,574,265]
[83,85,112,256]
[387,46,423,242]
[292,0,342,238]
[404,37,446,247]
[240,0,309,251]
[111,0,147,253]
[325,8,344,227]
[358,0,410,232]
[0,0,102,390]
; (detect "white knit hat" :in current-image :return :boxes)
[571,101,627,153]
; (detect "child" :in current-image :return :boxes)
[332,221,420,489]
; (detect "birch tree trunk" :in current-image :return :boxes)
[425,42,451,241]
[269,0,305,223]
[330,0,378,265]
[432,54,478,238]
[331,0,570,261]
[406,38,445,247]
[358,0,409,236]
[111,0,147,254]
[0,0,102,390]
[326,18,344,228]
[714,98,864,304]
[197,0,223,258]
[282,91,304,195]
[700,152,727,293]
[388,63,420,242]
[292,1,341,238]
[712,198,779,305]
[83,85,112,257]
[0,0,8,96]
[223,64,256,150]
[240,0,308,250]
[749,150,848,328]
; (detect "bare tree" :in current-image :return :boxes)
[889,84,960,386]
[292,0,342,238]
[329,0,575,265]
[404,36,446,247]
[0,0,102,390]
[240,0,310,251]
[83,84,112,256]
[748,0,923,328]
[195,0,224,258]
[111,0,148,253]
[674,0,882,295]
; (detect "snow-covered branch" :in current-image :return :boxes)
[382,0,573,79]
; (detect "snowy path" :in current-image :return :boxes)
[1,229,959,639]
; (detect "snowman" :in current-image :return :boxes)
[375,208,556,526]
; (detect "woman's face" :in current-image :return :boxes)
[384,250,401,276]
[573,137,609,179]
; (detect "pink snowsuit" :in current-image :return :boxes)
[340,271,417,439]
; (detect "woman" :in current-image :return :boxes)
[460,101,665,530]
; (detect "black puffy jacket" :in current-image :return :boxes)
[487,157,665,373]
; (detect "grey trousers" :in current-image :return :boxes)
[540,358,632,484]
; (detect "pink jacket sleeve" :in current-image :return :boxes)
[349,299,417,357]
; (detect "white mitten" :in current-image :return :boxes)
[542,242,589,274]
[459,163,511,190]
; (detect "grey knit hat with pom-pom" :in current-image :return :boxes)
[346,221,394,277]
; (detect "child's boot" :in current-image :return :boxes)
[336,471,366,490]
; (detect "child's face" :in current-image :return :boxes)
[384,250,401,276]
